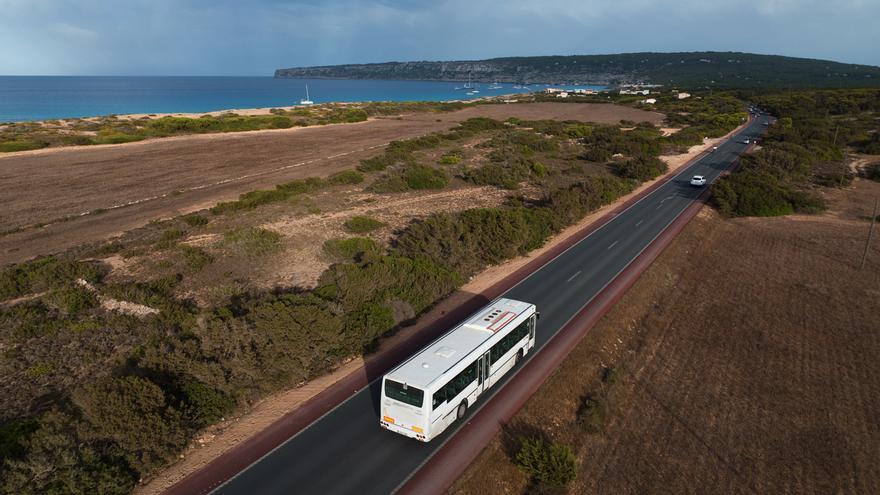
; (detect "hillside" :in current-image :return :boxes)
[275,51,880,89]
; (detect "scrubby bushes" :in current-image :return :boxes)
[394,207,553,277]
[612,156,668,181]
[73,375,190,475]
[582,124,662,161]
[543,176,636,228]
[210,176,326,214]
[370,165,448,193]
[178,245,214,272]
[182,214,209,227]
[0,140,49,152]
[403,165,448,189]
[0,256,105,300]
[515,437,577,490]
[712,171,825,217]
[327,170,364,185]
[323,237,380,260]
[221,227,282,256]
[343,216,385,233]
[861,161,880,182]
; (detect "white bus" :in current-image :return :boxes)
[380,298,537,442]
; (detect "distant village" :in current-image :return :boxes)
[542,84,691,105]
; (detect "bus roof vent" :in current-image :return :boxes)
[434,346,456,358]
[470,308,519,333]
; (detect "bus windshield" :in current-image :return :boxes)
[384,379,424,408]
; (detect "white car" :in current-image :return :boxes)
[742,139,750,144]
[711,146,719,152]
[690,175,707,186]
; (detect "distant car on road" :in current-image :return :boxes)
[742,139,750,144]
[711,146,719,152]
[690,175,707,186]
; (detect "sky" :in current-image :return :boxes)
[1,0,878,75]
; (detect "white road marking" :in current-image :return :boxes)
[566,271,582,282]
[607,240,619,250]
[635,219,644,227]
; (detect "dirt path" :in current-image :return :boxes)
[0,103,661,265]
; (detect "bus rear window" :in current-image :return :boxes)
[384,379,424,408]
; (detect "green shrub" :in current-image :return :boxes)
[182,214,209,227]
[368,175,410,193]
[221,227,282,256]
[395,207,554,277]
[439,153,462,165]
[93,133,145,145]
[612,156,668,181]
[73,375,189,475]
[515,437,577,488]
[344,216,386,233]
[323,237,380,260]
[0,140,48,152]
[46,286,98,314]
[403,165,448,190]
[180,380,236,427]
[0,411,136,495]
[456,117,505,132]
[0,257,105,300]
[178,245,214,272]
[318,256,462,315]
[346,302,395,346]
[711,171,824,217]
[544,176,636,229]
[211,177,325,214]
[328,170,364,185]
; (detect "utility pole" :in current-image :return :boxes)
[862,197,878,270]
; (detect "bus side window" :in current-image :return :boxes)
[432,387,446,409]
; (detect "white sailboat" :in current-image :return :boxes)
[456,73,473,91]
[300,84,314,105]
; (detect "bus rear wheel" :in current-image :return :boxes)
[456,401,468,421]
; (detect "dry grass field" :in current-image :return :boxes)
[0,103,661,264]
[450,178,880,494]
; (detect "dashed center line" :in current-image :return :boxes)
[607,240,619,250]
[566,271,582,283]
[635,219,644,227]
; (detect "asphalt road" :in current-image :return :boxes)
[213,116,767,495]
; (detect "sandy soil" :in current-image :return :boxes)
[0,103,662,265]
[450,179,880,494]
[136,122,725,495]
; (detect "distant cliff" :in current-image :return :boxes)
[275,52,880,89]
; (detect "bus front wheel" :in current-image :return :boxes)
[456,401,468,421]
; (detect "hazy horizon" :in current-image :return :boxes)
[1,0,878,76]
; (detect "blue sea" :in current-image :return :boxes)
[0,76,606,122]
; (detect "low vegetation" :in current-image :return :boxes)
[343,216,385,233]
[0,101,474,154]
[0,101,763,492]
[515,437,578,491]
[712,89,880,217]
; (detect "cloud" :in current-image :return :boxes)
[49,22,97,39]
[0,0,877,75]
